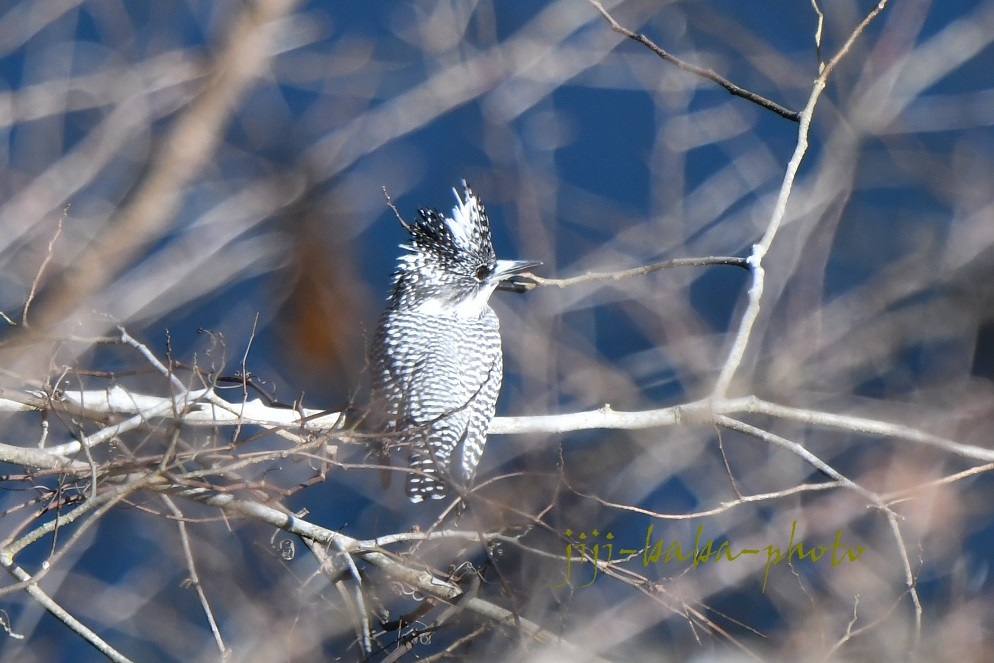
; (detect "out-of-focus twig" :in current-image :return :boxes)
[12,0,300,341]
[0,559,134,663]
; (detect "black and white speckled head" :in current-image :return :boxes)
[389,181,535,317]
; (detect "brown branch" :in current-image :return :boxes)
[197,490,613,663]
[587,0,801,122]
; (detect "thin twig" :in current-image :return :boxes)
[820,595,860,661]
[715,416,892,512]
[119,327,186,392]
[0,475,149,562]
[22,208,65,328]
[821,1,890,80]
[810,0,825,72]
[163,496,228,657]
[523,256,748,290]
[882,463,994,503]
[587,0,800,121]
[307,537,372,659]
[712,0,892,398]
[0,478,149,662]
[569,480,843,521]
[717,414,921,642]
[194,489,613,663]
[0,558,135,663]
[382,185,410,230]
[231,312,262,444]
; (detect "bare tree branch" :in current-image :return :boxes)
[712,0,892,398]
[587,0,801,121]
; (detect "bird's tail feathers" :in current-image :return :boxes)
[406,448,449,502]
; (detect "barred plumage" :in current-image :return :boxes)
[368,181,537,502]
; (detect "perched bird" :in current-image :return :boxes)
[368,181,538,502]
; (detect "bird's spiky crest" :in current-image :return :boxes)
[399,181,496,271]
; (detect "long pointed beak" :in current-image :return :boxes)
[493,259,541,293]
[493,259,542,280]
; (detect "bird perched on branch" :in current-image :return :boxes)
[368,181,538,502]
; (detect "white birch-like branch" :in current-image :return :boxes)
[712,0,891,398]
[2,385,989,469]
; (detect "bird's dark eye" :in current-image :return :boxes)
[474,265,491,281]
